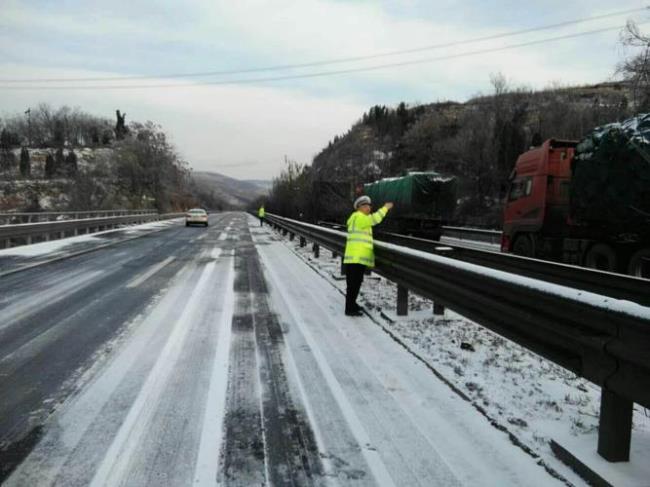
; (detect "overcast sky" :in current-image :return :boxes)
[0,1,648,180]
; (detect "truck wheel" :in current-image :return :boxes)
[584,243,617,272]
[512,234,534,257]
[627,248,650,278]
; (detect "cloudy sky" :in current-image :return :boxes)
[0,1,648,179]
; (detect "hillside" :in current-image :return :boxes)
[192,171,269,209]
[307,81,632,225]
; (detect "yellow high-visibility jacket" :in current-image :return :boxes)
[343,206,389,267]
[258,207,265,218]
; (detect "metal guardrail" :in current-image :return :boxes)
[266,213,650,463]
[441,225,503,245]
[379,232,650,308]
[0,213,184,248]
[0,209,154,225]
[318,222,650,307]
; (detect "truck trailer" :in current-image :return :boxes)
[501,134,650,278]
[364,171,456,239]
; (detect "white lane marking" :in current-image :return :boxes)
[259,250,397,487]
[193,258,235,486]
[218,232,228,241]
[90,261,217,487]
[126,257,175,288]
[211,248,222,259]
[197,234,207,241]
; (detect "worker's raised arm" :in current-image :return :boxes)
[370,202,393,226]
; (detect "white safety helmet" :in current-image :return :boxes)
[354,195,372,209]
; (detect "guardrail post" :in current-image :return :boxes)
[290,232,295,241]
[282,229,288,237]
[332,251,338,258]
[397,285,408,316]
[433,302,445,315]
[597,389,633,462]
[299,236,306,247]
[313,243,320,258]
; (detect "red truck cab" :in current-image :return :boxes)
[503,139,650,276]
[502,139,577,256]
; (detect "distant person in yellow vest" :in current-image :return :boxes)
[258,205,266,226]
[343,196,393,316]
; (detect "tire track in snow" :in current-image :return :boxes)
[220,303,267,487]
[219,223,324,486]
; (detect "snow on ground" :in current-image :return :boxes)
[0,218,182,258]
[272,221,650,485]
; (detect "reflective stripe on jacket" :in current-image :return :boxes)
[343,206,388,267]
[258,207,265,217]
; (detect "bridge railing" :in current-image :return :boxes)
[265,212,650,464]
[0,212,184,249]
[0,209,154,225]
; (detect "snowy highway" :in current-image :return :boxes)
[1,213,571,485]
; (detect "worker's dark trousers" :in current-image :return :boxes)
[345,263,366,313]
[260,217,264,227]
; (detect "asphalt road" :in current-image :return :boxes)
[1,213,566,486]
[0,214,230,482]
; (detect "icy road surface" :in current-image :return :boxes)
[2,212,564,486]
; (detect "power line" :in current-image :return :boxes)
[1,21,646,91]
[0,6,646,84]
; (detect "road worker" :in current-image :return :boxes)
[343,196,393,316]
[258,205,265,226]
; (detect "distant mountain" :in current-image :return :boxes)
[192,171,269,208]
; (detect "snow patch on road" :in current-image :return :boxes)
[193,258,235,486]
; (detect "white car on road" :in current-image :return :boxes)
[185,208,208,227]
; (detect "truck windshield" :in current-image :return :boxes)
[508,177,533,201]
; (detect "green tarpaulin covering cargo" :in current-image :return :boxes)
[364,172,456,220]
[572,113,650,232]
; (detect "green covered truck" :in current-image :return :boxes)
[364,171,456,238]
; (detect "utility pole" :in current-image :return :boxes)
[24,108,31,146]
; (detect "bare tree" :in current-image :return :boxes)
[618,20,650,110]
